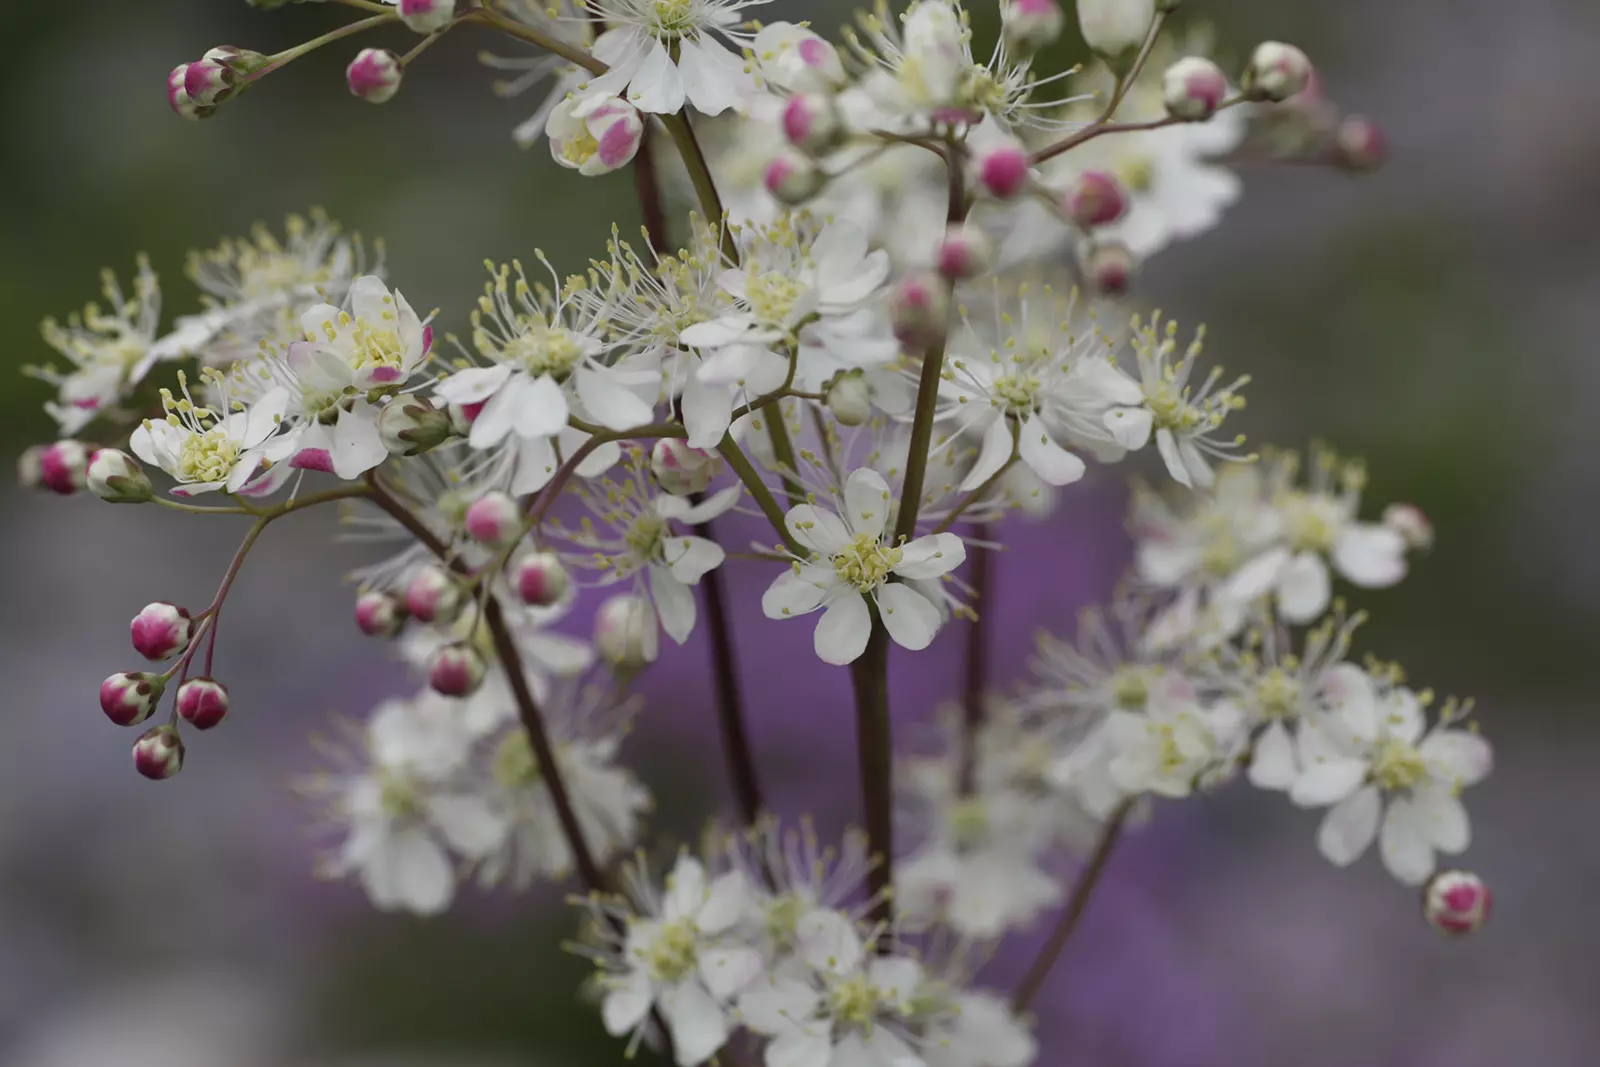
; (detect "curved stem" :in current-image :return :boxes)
[248,13,399,83]
[661,114,736,262]
[468,7,607,74]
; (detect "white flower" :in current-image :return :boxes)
[1102,675,1244,798]
[762,468,966,665]
[479,1,595,145]
[577,0,772,116]
[921,991,1037,1067]
[130,371,287,497]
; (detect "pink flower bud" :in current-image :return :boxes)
[100,672,166,727]
[130,602,193,662]
[513,551,572,608]
[1382,503,1433,551]
[1076,0,1155,58]
[650,438,720,496]
[825,373,874,427]
[347,48,404,104]
[429,642,487,697]
[87,448,153,504]
[936,224,993,280]
[764,152,827,205]
[38,440,91,495]
[782,93,844,155]
[549,96,645,175]
[1162,56,1228,121]
[133,725,185,781]
[1243,41,1313,103]
[889,273,951,349]
[1422,869,1490,935]
[1081,240,1137,297]
[595,594,657,675]
[399,0,456,34]
[1334,115,1388,173]
[1062,170,1129,228]
[184,59,234,108]
[972,142,1032,200]
[354,590,408,638]
[1002,0,1066,54]
[405,566,462,623]
[465,490,522,547]
[167,64,213,121]
[176,677,230,731]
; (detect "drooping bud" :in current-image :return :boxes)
[1382,503,1433,551]
[1076,0,1156,59]
[972,141,1032,199]
[354,590,408,638]
[595,594,657,675]
[1002,0,1066,55]
[87,448,154,504]
[38,440,91,496]
[377,396,453,456]
[1080,240,1137,297]
[782,93,844,155]
[764,151,827,205]
[133,725,185,781]
[1422,869,1491,935]
[347,48,404,104]
[130,602,193,662]
[1062,170,1129,228]
[176,677,230,731]
[650,438,721,496]
[167,64,212,121]
[100,672,166,727]
[464,490,522,548]
[549,95,645,175]
[404,565,462,624]
[1334,115,1388,173]
[429,642,487,697]
[890,273,951,349]
[399,0,456,34]
[1162,56,1228,121]
[936,223,993,280]
[1242,42,1313,103]
[512,551,572,608]
[825,372,874,427]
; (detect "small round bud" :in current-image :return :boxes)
[782,93,844,155]
[1002,0,1066,55]
[1334,115,1388,173]
[512,551,572,608]
[133,726,185,781]
[167,64,213,121]
[1062,170,1129,228]
[130,602,193,662]
[936,224,993,280]
[1162,56,1228,122]
[100,672,166,727]
[1382,503,1433,551]
[348,48,404,104]
[184,59,234,109]
[650,438,720,497]
[87,448,154,504]
[549,95,645,175]
[176,677,230,731]
[399,0,456,34]
[404,566,463,624]
[1080,240,1137,297]
[355,590,408,638]
[764,152,827,205]
[464,491,522,548]
[1076,0,1156,58]
[1422,869,1491,935]
[378,396,453,456]
[1243,42,1313,103]
[890,273,951,349]
[595,594,657,675]
[972,142,1032,200]
[429,642,487,697]
[825,372,874,427]
[38,440,91,495]
[18,444,47,489]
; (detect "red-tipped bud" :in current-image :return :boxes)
[1063,170,1129,228]
[1243,41,1313,103]
[348,48,404,104]
[782,93,844,155]
[890,273,951,349]
[1334,115,1388,173]
[972,141,1032,199]
[176,677,230,730]
[595,594,657,675]
[1382,503,1433,551]
[87,448,153,503]
[133,725,185,780]
[650,438,721,496]
[354,590,408,638]
[399,0,456,33]
[1423,869,1490,935]
[130,602,193,662]
[512,551,572,608]
[184,59,233,108]
[429,642,487,697]
[100,672,166,727]
[764,151,827,205]
[464,490,522,548]
[404,566,462,624]
[825,372,874,427]
[936,223,993,280]
[38,440,91,495]
[1002,0,1066,54]
[1162,56,1228,121]
[167,64,213,121]
[1081,240,1137,297]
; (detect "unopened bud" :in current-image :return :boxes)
[18,445,47,489]
[513,551,572,608]
[100,672,166,727]
[1334,115,1388,173]
[377,396,452,456]
[355,590,408,638]
[130,602,193,662]
[764,152,827,205]
[1002,0,1066,54]
[184,59,233,108]
[650,438,720,496]
[936,224,993,280]
[782,93,844,155]
[1382,503,1433,551]
[550,95,645,175]
[133,725,185,781]
[464,490,522,547]
[595,594,657,675]
[1076,0,1155,59]
[87,448,153,503]
[1081,240,1137,297]
[1422,869,1490,935]
[429,642,487,697]
[176,677,230,731]
[1062,170,1128,228]
[755,25,847,93]
[348,48,404,104]
[972,141,1032,199]
[1162,56,1228,121]
[1243,41,1313,103]
[399,0,457,34]
[825,372,874,427]
[38,440,91,495]
[404,565,462,623]
[167,64,213,121]
[889,273,951,349]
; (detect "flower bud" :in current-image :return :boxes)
[355,590,408,638]
[1062,170,1129,228]
[176,677,230,731]
[825,372,874,427]
[889,273,951,349]
[512,551,572,608]
[782,93,844,155]
[167,64,213,121]
[87,448,154,504]
[18,444,47,489]
[1382,503,1433,551]
[377,396,453,456]
[184,59,234,109]
[936,223,993,280]
[1162,56,1228,121]
[38,439,90,495]
[405,565,462,624]
[347,48,404,104]
[133,726,185,781]
[100,672,166,727]
[1422,869,1490,935]
[429,642,487,697]
[764,152,827,205]
[549,95,645,175]
[1002,0,1066,55]
[650,438,720,496]
[1080,240,1137,297]
[1242,42,1313,103]
[130,602,193,662]
[595,594,656,675]
[1334,115,1388,173]
[399,0,457,34]
[1076,0,1155,58]
[972,141,1032,199]
[465,490,522,548]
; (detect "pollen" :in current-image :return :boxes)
[832,533,903,591]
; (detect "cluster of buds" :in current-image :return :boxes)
[761,30,850,206]
[169,47,268,120]
[20,442,155,503]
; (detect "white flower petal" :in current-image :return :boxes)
[786,504,851,555]
[650,564,698,645]
[738,979,821,1036]
[796,908,863,975]
[603,969,655,1036]
[1018,415,1085,486]
[1276,551,1331,623]
[435,364,513,405]
[578,367,655,431]
[893,533,966,580]
[1332,524,1407,588]
[1317,784,1380,866]
[1379,798,1437,885]
[663,536,725,584]
[699,945,762,1001]
[679,484,743,525]
[876,583,942,652]
[843,467,892,539]
[628,37,687,116]
[661,981,729,1067]
[763,565,836,619]
[814,594,872,665]
[514,373,571,439]
[1104,405,1154,451]
[333,403,389,479]
[960,416,1014,492]
[1247,720,1297,790]
[1290,757,1369,808]
[1419,729,1493,787]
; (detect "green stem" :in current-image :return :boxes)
[849,607,894,935]
[957,527,991,795]
[932,455,1017,534]
[249,13,399,82]
[717,435,806,557]
[759,401,804,509]
[468,7,607,74]
[661,114,737,262]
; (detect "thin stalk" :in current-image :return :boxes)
[932,456,1017,534]
[469,7,607,74]
[661,114,736,262]
[717,436,806,557]
[759,401,804,509]
[849,608,894,933]
[957,528,991,795]
[633,120,673,254]
[695,516,766,829]
[248,13,399,82]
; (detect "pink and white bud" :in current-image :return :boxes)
[1334,115,1388,173]
[825,373,874,427]
[176,677,230,731]
[184,59,234,108]
[378,396,453,456]
[764,151,827,205]
[87,448,153,504]
[1002,0,1066,54]
[890,273,951,349]
[972,141,1032,200]
[347,48,404,104]
[464,490,522,548]
[1243,42,1313,103]
[38,439,91,495]
[355,590,408,638]
[936,224,993,280]
[100,672,166,727]
[130,602,193,662]
[782,93,844,155]
[1081,240,1137,297]
[1382,503,1433,551]
[1423,869,1491,935]
[429,642,487,697]
[167,64,212,121]
[18,445,47,489]
[755,24,847,93]
[404,565,462,624]
[133,725,185,781]
[1162,56,1228,121]
[595,594,657,675]
[399,0,456,34]
[512,551,572,608]
[548,95,645,175]
[1076,0,1155,58]
[1063,170,1129,228]
[650,438,720,496]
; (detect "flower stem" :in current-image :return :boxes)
[632,120,673,254]
[468,6,607,74]
[660,114,737,262]
[957,527,991,795]
[695,516,766,830]
[249,13,399,83]
[716,435,807,557]
[849,606,895,934]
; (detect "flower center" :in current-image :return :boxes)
[947,797,990,846]
[1256,668,1301,718]
[559,128,601,167]
[1372,737,1426,791]
[745,271,807,327]
[504,322,587,380]
[625,513,669,563]
[378,773,423,819]
[764,894,806,950]
[833,533,903,591]
[1200,532,1241,576]
[491,731,542,789]
[345,316,406,373]
[643,918,700,982]
[240,251,328,302]
[650,0,698,34]
[1112,153,1155,193]
[829,973,884,1029]
[1112,667,1150,709]
[1283,493,1339,553]
[177,427,241,483]
[991,371,1042,415]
